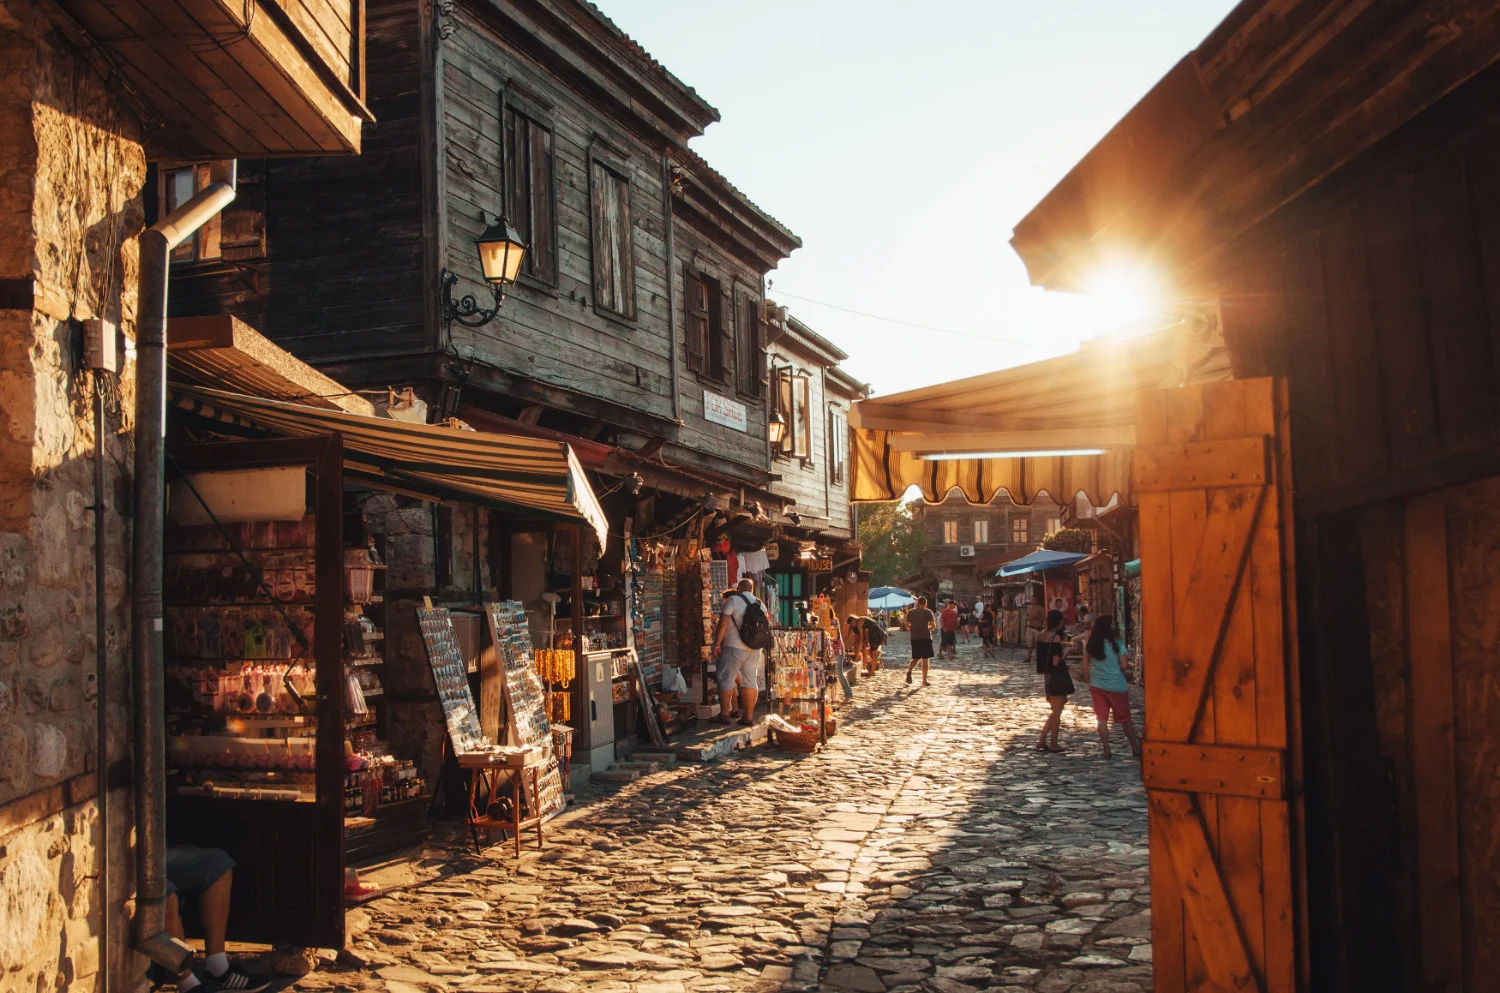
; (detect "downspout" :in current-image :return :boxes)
[661,154,681,423]
[133,161,237,971]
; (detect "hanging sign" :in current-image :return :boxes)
[702,390,748,432]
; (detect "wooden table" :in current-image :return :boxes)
[459,749,545,856]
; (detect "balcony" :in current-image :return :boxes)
[57,0,372,158]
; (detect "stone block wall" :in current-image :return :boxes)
[0,1,146,990]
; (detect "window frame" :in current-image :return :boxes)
[736,290,764,400]
[828,405,848,485]
[500,89,559,289]
[942,520,959,544]
[158,159,268,269]
[972,518,989,544]
[1011,516,1030,545]
[793,371,813,463]
[586,146,636,323]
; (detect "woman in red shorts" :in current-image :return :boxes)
[1081,615,1141,759]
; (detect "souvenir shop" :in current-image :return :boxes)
[159,381,608,949]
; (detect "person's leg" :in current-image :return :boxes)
[921,657,930,685]
[1050,697,1066,748]
[739,686,758,724]
[1119,697,1142,756]
[718,688,735,720]
[199,870,232,963]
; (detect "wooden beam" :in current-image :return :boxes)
[1132,437,1270,492]
[886,426,1136,454]
[1403,492,1463,991]
[1141,741,1285,800]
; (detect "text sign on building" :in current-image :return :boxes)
[703,390,748,432]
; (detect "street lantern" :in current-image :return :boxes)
[476,216,527,286]
[441,213,529,331]
[768,410,788,448]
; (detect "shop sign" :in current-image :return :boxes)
[703,390,748,432]
[805,558,833,571]
[765,543,780,561]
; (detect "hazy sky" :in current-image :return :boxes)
[605,1,1239,396]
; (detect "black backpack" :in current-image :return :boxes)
[733,592,772,650]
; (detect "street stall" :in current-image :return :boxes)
[766,627,833,750]
[161,358,607,948]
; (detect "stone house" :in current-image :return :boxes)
[0,1,365,989]
[909,490,1062,603]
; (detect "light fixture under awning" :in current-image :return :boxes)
[173,387,609,547]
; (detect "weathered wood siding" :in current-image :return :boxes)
[1215,67,1500,515]
[169,0,426,359]
[766,337,833,532]
[916,492,1061,572]
[441,9,768,477]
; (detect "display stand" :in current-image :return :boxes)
[484,601,567,822]
[768,627,831,749]
[418,605,540,854]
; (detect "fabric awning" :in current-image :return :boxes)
[173,387,609,545]
[850,327,1231,506]
[998,549,1089,577]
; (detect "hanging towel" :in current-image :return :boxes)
[739,548,770,575]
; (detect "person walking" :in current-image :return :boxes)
[853,613,887,673]
[712,578,768,726]
[1081,615,1141,758]
[1023,594,1047,668]
[905,596,935,686]
[977,604,997,658]
[939,600,960,659]
[1034,609,1073,753]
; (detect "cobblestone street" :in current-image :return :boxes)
[302,636,1151,993]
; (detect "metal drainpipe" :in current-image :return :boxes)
[661,154,681,424]
[132,162,237,971]
[93,381,109,993]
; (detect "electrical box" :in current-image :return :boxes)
[84,318,119,373]
[579,653,615,774]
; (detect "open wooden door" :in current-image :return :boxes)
[1133,378,1305,993]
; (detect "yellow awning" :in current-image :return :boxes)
[850,328,1230,505]
[173,387,609,546]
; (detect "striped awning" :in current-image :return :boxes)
[850,327,1231,506]
[173,387,608,546]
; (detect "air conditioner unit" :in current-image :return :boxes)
[959,545,976,557]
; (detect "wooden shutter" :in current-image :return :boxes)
[590,160,634,317]
[793,373,811,460]
[505,104,555,285]
[221,161,266,261]
[1134,377,1304,993]
[775,367,794,455]
[714,287,733,383]
[739,297,761,397]
[684,268,706,373]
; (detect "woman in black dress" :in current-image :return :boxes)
[1034,609,1073,753]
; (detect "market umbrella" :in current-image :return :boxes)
[867,587,916,610]
[996,548,1089,577]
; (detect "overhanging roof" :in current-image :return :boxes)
[174,387,608,545]
[169,316,375,416]
[849,327,1230,506]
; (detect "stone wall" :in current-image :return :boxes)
[0,1,146,990]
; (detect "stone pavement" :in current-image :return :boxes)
[293,635,1151,993]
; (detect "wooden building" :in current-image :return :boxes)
[168,0,801,504]
[909,489,1062,604]
[996,1,1500,993]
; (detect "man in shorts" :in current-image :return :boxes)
[164,845,269,991]
[905,596,935,686]
[712,578,766,726]
[939,600,960,659]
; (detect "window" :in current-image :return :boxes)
[943,520,959,544]
[589,157,634,318]
[1011,516,1030,544]
[684,267,730,382]
[973,519,989,543]
[159,160,265,265]
[828,407,848,485]
[771,366,810,460]
[737,296,763,398]
[1046,517,1061,537]
[502,103,556,284]
[793,373,812,461]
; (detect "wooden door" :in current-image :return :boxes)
[1133,378,1305,993]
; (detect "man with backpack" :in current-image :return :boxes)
[712,578,771,727]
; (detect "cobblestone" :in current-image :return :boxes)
[283,636,1150,992]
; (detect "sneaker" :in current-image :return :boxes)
[202,967,271,992]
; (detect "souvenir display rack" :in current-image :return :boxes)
[769,627,832,747]
[161,436,346,950]
[484,601,567,822]
[418,605,541,853]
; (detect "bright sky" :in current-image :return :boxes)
[605,0,1239,397]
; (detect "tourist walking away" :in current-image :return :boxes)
[939,600,960,659]
[1023,594,1047,668]
[905,596,935,686]
[1082,615,1141,758]
[1034,609,1073,752]
[713,578,770,726]
[978,604,997,658]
